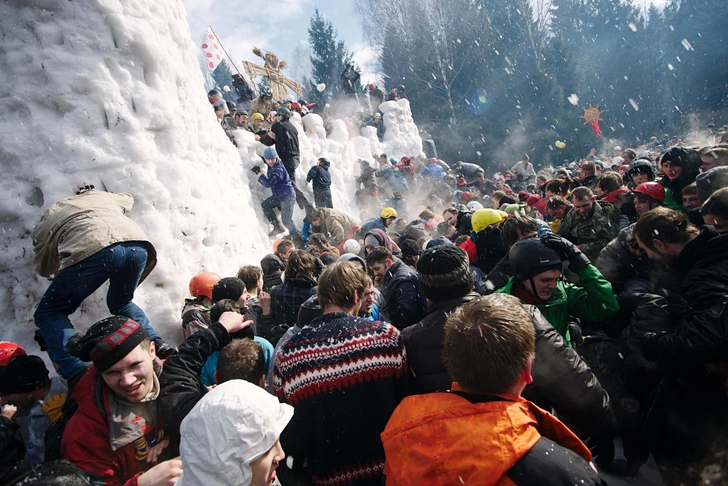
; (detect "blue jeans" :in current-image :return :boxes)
[262,196,299,236]
[34,242,159,380]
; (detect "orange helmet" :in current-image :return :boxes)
[0,342,26,368]
[189,272,221,300]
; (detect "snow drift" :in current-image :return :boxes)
[0,0,422,351]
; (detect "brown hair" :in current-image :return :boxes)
[700,146,728,165]
[633,207,699,251]
[276,240,294,255]
[492,190,507,203]
[443,294,535,394]
[682,182,698,196]
[501,215,538,249]
[596,172,623,193]
[571,186,594,201]
[624,148,637,161]
[236,265,262,292]
[285,250,318,279]
[580,162,596,175]
[365,246,393,267]
[442,206,458,217]
[419,209,435,221]
[317,261,369,310]
[216,338,265,385]
[547,196,570,210]
[545,177,573,196]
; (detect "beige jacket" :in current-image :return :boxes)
[31,191,156,281]
[320,208,358,246]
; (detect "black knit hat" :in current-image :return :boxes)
[212,277,246,303]
[67,316,149,373]
[0,355,49,394]
[417,245,473,301]
[400,239,421,257]
[297,295,323,327]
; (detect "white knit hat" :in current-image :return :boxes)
[177,380,294,486]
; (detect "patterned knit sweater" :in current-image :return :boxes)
[272,312,408,486]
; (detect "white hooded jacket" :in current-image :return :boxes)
[177,380,294,485]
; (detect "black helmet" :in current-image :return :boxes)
[397,84,405,92]
[276,107,291,117]
[508,238,563,281]
[207,89,222,98]
[626,159,655,181]
[226,101,237,111]
[260,86,273,98]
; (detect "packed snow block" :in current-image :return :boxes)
[328,119,350,144]
[352,134,378,160]
[302,113,327,140]
[0,0,273,348]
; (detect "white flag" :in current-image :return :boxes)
[201,27,223,72]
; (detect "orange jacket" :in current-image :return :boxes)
[381,386,592,486]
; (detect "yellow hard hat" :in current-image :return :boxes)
[381,207,398,219]
[251,112,265,122]
[471,208,505,233]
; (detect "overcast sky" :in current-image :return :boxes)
[181,0,668,87]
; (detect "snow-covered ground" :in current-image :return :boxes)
[0,0,422,351]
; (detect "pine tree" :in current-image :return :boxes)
[307,9,352,103]
[211,60,235,103]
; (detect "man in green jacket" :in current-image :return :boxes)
[496,234,619,344]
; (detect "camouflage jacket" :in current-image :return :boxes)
[558,201,620,263]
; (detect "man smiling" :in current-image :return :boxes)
[61,316,184,486]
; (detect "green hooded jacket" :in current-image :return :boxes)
[496,263,619,344]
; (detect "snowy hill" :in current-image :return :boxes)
[0,0,421,351]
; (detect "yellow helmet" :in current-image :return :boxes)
[381,207,398,219]
[251,112,265,122]
[471,208,505,233]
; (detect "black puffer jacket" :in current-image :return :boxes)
[379,260,427,329]
[472,225,507,274]
[159,322,232,450]
[401,292,480,394]
[260,253,285,291]
[261,118,299,160]
[455,210,472,237]
[522,305,617,457]
[657,226,728,365]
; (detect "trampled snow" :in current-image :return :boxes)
[0,0,422,352]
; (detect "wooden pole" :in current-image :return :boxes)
[209,26,256,93]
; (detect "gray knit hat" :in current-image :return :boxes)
[696,166,728,202]
[416,245,473,301]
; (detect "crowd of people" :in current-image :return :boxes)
[2,84,728,485]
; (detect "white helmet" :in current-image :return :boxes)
[467,201,483,211]
[343,239,362,255]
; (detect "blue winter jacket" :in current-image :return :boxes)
[306,165,332,191]
[258,159,295,202]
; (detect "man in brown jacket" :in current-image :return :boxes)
[32,188,167,382]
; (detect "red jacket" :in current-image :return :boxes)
[600,187,631,204]
[61,367,163,486]
[381,385,593,486]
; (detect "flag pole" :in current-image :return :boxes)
[209,26,255,91]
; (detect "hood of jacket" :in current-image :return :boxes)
[178,380,293,486]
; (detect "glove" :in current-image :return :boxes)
[251,165,262,175]
[541,233,590,270]
[640,331,668,361]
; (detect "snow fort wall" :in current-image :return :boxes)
[0,0,422,352]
